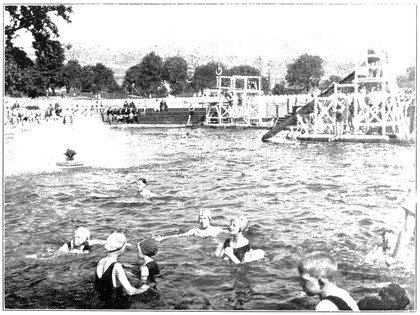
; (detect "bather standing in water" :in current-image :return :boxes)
[95,232,150,301]
[155,209,228,241]
[215,215,265,264]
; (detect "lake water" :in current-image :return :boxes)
[4,117,416,310]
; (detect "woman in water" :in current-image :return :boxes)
[155,209,228,241]
[58,227,106,254]
[216,215,265,264]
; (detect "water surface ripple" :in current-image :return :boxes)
[4,123,416,309]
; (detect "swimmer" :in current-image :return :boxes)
[215,215,265,264]
[136,239,160,285]
[58,227,106,254]
[135,177,158,198]
[297,251,359,311]
[384,189,416,265]
[155,209,228,241]
[95,232,150,297]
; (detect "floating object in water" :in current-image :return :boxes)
[57,148,83,167]
[56,161,84,167]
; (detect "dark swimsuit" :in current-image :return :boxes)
[67,240,90,251]
[322,296,352,310]
[137,261,160,284]
[223,239,251,262]
[95,262,128,307]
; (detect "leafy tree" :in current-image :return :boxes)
[80,65,95,92]
[5,5,72,46]
[272,81,287,95]
[123,52,164,97]
[190,62,226,94]
[261,77,271,95]
[5,45,34,96]
[163,56,189,96]
[62,60,82,92]
[228,65,260,76]
[92,63,119,93]
[318,74,341,92]
[285,53,324,93]
[5,5,73,97]
[6,45,33,69]
[33,39,66,95]
[79,64,119,94]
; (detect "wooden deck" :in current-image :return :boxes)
[295,134,414,144]
[265,130,414,144]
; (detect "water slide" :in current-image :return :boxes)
[261,71,355,141]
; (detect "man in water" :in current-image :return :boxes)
[136,178,157,198]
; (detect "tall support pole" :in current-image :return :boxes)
[314,96,318,135]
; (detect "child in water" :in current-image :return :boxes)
[155,209,228,241]
[58,227,106,254]
[136,177,158,198]
[136,239,160,285]
[297,251,359,311]
[215,215,265,264]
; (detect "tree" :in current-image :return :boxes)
[123,52,164,97]
[318,74,341,92]
[79,64,119,94]
[62,60,82,93]
[5,46,33,96]
[228,65,260,76]
[5,5,72,46]
[92,63,119,93]
[272,81,287,95]
[285,53,324,93]
[80,65,95,92]
[163,56,189,96]
[5,5,73,97]
[190,62,226,94]
[33,39,66,95]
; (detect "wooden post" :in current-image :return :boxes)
[314,96,318,135]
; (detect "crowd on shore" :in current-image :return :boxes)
[4,98,103,129]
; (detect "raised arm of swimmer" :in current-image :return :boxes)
[155,209,228,242]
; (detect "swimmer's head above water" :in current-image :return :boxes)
[74,227,90,246]
[229,215,249,234]
[105,232,127,253]
[198,209,212,229]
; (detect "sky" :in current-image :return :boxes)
[6,2,417,75]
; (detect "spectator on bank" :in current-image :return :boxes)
[187,103,195,125]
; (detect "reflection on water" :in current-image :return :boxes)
[4,121,416,309]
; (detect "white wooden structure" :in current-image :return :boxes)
[205,75,265,126]
[310,49,414,140]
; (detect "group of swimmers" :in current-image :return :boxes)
[57,208,266,303]
[56,178,414,311]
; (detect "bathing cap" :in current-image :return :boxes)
[234,215,249,232]
[139,238,159,257]
[105,232,127,252]
[198,209,212,221]
[74,227,90,240]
